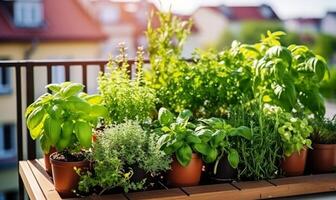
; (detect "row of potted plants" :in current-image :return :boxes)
[24,12,335,198]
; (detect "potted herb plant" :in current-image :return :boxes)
[98,45,156,124]
[311,117,336,173]
[157,107,207,187]
[195,118,252,181]
[278,112,313,176]
[78,120,171,195]
[25,82,107,197]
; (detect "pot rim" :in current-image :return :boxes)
[191,153,200,159]
[313,143,336,149]
[49,152,89,166]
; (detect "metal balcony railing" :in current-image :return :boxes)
[0,59,145,200]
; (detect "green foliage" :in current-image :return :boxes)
[230,102,282,180]
[311,117,336,144]
[320,67,336,99]
[195,117,252,170]
[239,31,328,117]
[277,112,313,157]
[78,121,171,194]
[98,45,156,123]
[146,12,254,117]
[313,34,336,62]
[25,82,107,153]
[157,107,205,167]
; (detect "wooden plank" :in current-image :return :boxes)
[21,161,336,200]
[263,174,336,199]
[28,160,62,200]
[125,188,187,200]
[182,183,240,200]
[232,180,279,199]
[19,161,46,200]
[64,194,127,200]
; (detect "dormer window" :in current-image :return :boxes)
[14,0,43,28]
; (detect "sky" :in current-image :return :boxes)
[150,0,336,19]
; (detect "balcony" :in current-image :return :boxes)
[1,59,336,200]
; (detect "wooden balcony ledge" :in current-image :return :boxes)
[19,159,336,200]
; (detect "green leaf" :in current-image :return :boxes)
[40,134,51,154]
[306,56,327,82]
[61,83,84,98]
[30,119,44,140]
[158,107,175,126]
[176,144,192,167]
[195,129,213,142]
[177,109,192,123]
[84,94,103,104]
[27,107,45,131]
[185,132,201,144]
[45,83,61,93]
[210,130,226,147]
[203,148,218,163]
[230,126,252,140]
[90,105,108,118]
[193,143,211,155]
[227,148,239,168]
[266,46,292,66]
[262,95,272,103]
[157,134,170,148]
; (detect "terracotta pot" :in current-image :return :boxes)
[50,152,90,198]
[168,153,203,187]
[281,148,307,176]
[312,144,336,173]
[205,153,237,182]
[44,147,57,175]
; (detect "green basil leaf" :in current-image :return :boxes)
[176,144,192,167]
[228,148,239,169]
[158,107,175,126]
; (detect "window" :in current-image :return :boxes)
[14,0,43,28]
[0,124,16,159]
[0,67,12,95]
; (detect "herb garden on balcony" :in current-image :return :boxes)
[21,12,336,199]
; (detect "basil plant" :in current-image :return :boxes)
[195,118,252,173]
[25,82,108,153]
[157,108,205,167]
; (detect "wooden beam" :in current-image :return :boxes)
[19,161,46,200]
[28,160,62,200]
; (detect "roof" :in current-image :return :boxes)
[197,4,280,21]
[286,18,322,24]
[0,0,106,42]
[87,0,198,35]
[89,0,157,32]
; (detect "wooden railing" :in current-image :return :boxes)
[0,59,144,200]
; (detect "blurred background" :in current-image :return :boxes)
[0,0,336,199]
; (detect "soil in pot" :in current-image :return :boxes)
[281,148,307,177]
[167,153,203,187]
[44,146,57,175]
[205,154,237,182]
[312,144,336,173]
[50,151,89,198]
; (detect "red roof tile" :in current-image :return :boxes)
[198,5,279,21]
[0,0,106,41]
